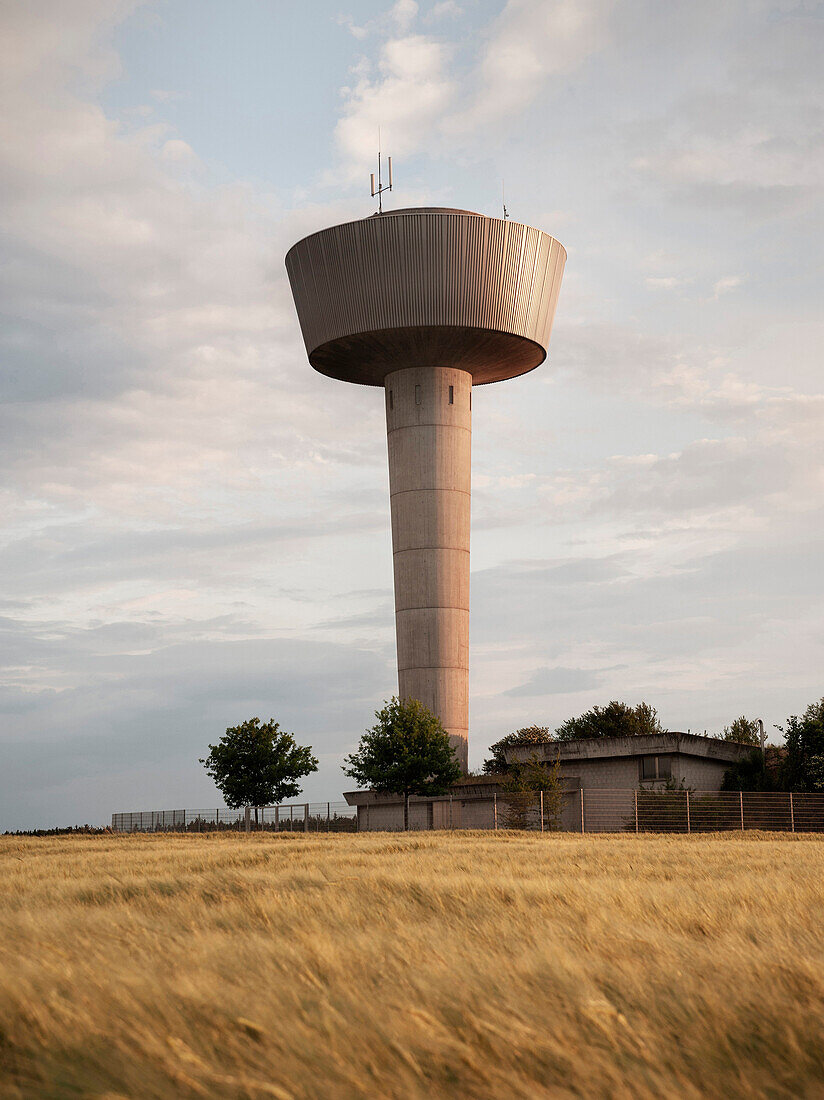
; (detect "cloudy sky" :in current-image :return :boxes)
[1,0,822,828]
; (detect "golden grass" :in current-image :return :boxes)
[1,832,823,1099]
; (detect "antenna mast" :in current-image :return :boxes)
[370,146,393,213]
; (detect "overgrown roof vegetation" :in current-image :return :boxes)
[482,701,663,774]
[721,716,761,746]
[554,701,663,741]
[483,697,824,792]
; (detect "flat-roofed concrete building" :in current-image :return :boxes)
[504,731,751,790]
[344,733,754,831]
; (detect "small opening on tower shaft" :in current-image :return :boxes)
[389,389,393,410]
[415,385,422,405]
[448,385,454,404]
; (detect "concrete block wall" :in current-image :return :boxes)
[677,755,731,791]
[562,757,640,789]
[560,754,731,792]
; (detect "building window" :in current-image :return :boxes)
[448,385,454,404]
[640,755,672,781]
[389,389,393,410]
[415,384,422,405]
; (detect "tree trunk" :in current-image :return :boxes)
[404,792,410,832]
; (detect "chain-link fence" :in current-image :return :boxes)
[357,789,824,832]
[113,790,824,834]
[111,802,357,833]
[493,789,824,833]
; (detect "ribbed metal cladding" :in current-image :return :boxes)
[285,209,566,386]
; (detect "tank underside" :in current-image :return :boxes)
[308,325,546,386]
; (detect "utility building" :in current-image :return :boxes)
[286,208,566,770]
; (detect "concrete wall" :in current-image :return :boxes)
[558,756,726,792]
[358,801,430,831]
[554,755,728,791]
[386,366,471,771]
[677,755,731,791]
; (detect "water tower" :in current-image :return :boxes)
[286,206,565,771]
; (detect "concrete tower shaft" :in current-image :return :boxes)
[386,366,471,771]
[285,208,566,771]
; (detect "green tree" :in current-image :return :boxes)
[482,725,553,774]
[721,749,776,792]
[722,716,761,746]
[777,697,824,792]
[555,701,664,741]
[502,751,563,830]
[342,697,462,830]
[200,718,318,826]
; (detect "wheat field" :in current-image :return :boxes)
[1,832,823,1099]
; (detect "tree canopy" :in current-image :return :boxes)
[482,725,553,774]
[554,701,663,741]
[721,749,777,792]
[200,718,318,818]
[342,697,462,829]
[777,697,824,792]
[722,716,761,746]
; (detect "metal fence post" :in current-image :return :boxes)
[686,790,690,834]
[327,801,331,832]
[740,790,744,831]
[540,789,544,832]
[244,805,251,834]
[580,788,585,833]
[493,794,498,831]
[634,789,638,834]
[790,792,795,833]
[450,793,453,830]
[274,806,279,832]
[304,803,309,833]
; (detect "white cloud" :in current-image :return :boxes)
[712,275,743,298]
[631,12,824,214]
[335,35,454,170]
[160,138,198,163]
[645,276,687,290]
[391,0,419,31]
[334,0,612,171]
[426,1,462,22]
[446,0,613,135]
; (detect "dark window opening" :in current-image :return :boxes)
[415,384,422,405]
[640,755,672,781]
[448,385,454,404]
[389,389,393,410]
[469,391,472,410]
